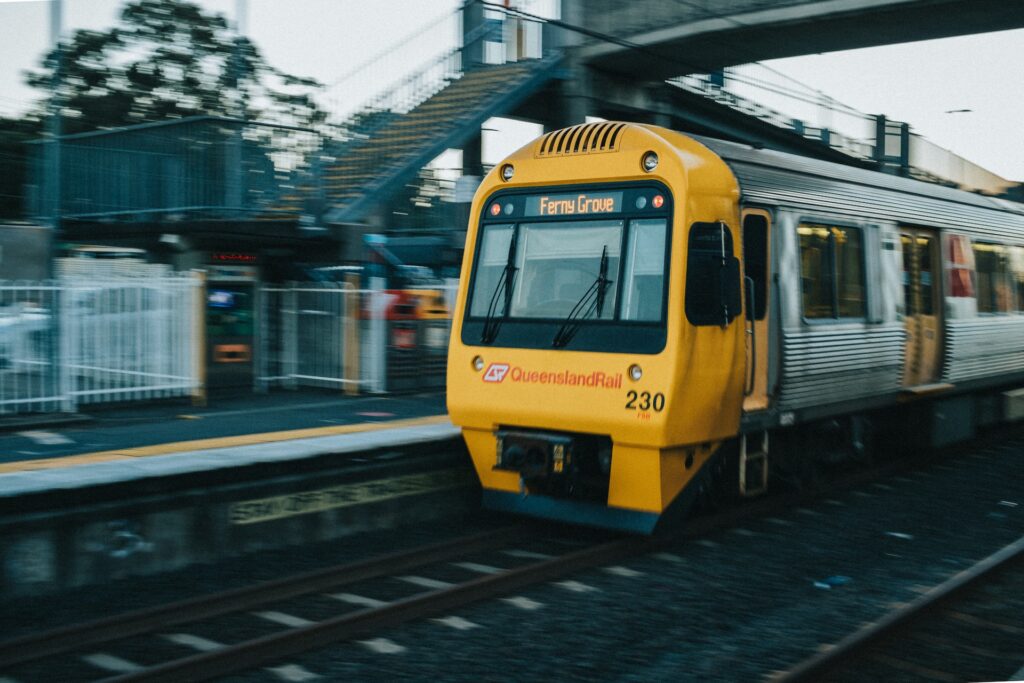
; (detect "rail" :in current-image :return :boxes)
[771,533,1024,682]
[0,526,530,669]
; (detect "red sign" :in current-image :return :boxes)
[212,252,258,263]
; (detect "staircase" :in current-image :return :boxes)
[321,57,561,225]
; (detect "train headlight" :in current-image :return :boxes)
[628,364,643,381]
[641,151,659,172]
[500,164,515,181]
[472,355,485,371]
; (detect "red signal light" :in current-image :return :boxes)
[652,195,664,208]
[490,203,502,216]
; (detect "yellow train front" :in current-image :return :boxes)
[447,122,748,533]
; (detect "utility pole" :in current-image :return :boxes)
[225,0,248,214]
[45,0,63,271]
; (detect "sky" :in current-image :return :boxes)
[0,0,1021,180]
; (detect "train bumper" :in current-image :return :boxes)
[465,427,719,534]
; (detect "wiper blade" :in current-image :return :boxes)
[480,232,518,344]
[552,246,612,348]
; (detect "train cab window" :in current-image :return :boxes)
[973,242,1013,313]
[509,220,622,319]
[621,219,667,321]
[798,223,865,320]
[468,224,514,317]
[742,214,768,320]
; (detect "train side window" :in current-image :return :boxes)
[742,214,768,320]
[973,242,1013,313]
[836,227,865,317]
[1013,247,1024,312]
[685,222,742,326]
[798,223,865,320]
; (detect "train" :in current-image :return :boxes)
[446,121,1024,533]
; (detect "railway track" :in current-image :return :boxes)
[0,442,1001,682]
[0,488,812,682]
[771,534,1024,683]
[0,523,646,682]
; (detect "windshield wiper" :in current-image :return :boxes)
[552,246,612,348]
[480,232,518,344]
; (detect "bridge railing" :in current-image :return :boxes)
[909,134,1015,195]
[669,70,876,161]
[26,117,322,221]
[324,1,559,129]
[672,64,1013,195]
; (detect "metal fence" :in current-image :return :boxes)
[258,281,457,394]
[27,117,322,222]
[0,283,63,414]
[0,275,201,415]
[0,276,457,415]
[257,282,363,392]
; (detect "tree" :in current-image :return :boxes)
[26,0,325,134]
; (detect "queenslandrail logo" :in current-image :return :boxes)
[482,363,622,389]
[482,363,510,383]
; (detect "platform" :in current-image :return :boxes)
[0,389,448,474]
[0,390,476,600]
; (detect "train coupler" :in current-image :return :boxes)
[493,428,611,502]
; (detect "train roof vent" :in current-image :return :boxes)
[536,122,627,158]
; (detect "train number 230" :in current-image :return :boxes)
[625,390,665,412]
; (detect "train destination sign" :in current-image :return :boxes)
[525,191,623,217]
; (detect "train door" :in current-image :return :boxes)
[742,209,771,412]
[900,228,942,386]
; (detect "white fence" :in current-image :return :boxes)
[258,280,457,394]
[0,275,457,416]
[257,282,365,392]
[0,275,201,415]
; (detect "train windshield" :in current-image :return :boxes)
[465,185,671,352]
[512,219,622,319]
[469,219,669,321]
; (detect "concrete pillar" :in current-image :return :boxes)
[463,133,483,177]
[874,115,911,176]
[461,0,485,71]
[540,0,590,131]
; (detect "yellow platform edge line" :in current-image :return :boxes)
[0,414,451,475]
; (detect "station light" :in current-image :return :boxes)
[501,164,515,181]
[641,151,659,172]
